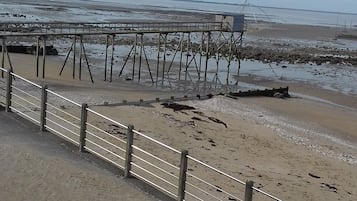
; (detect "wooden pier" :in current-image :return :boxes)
[1,15,245,92]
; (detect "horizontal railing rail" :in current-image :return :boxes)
[0,67,282,201]
[7,71,42,124]
[44,88,82,145]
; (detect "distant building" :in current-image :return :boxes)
[215,14,245,32]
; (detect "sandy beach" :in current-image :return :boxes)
[0,2,357,201]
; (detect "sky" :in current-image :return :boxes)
[200,0,357,14]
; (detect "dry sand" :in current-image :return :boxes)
[1,21,357,201]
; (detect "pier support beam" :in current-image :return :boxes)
[42,36,46,79]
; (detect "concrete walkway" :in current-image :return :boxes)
[0,109,161,201]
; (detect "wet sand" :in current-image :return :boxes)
[2,45,356,201]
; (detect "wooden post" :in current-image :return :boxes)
[161,33,167,86]
[124,124,134,178]
[244,180,254,201]
[79,35,83,80]
[40,85,48,131]
[110,34,115,82]
[5,70,12,112]
[132,34,137,81]
[79,103,88,152]
[178,32,184,81]
[42,36,46,79]
[1,36,5,78]
[104,35,109,81]
[178,150,188,201]
[138,34,143,82]
[156,33,161,87]
[185,32,190,81]
[204,32,210,84]
[72,35,76,79]
[35,36,40,78]
[198,32,204,82]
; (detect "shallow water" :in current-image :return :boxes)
[1,0,357,27]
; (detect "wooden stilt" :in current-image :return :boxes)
[204,32,210,84]
[79,35,83,80]
[178,32,184,81]
[226,33,234,86]
[184,32,190,81]
[59,41,74,76]
[156,33,161,87]
[35,37,40,78]
[167,33,183,75]
[72,35,76,79]
[5,45,13,73]
[42,36,46,79]
[161,33,167,86]
[142,44,154,84]
[119,45,134,77]
[81,39,94,83]
[198,32,204,82]
[1,37,5,78]
[110,34,115,82]
[138,34,143,82]
[132,34,137,81]
[104,35,109,81]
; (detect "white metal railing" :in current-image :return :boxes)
[0,67,282,201]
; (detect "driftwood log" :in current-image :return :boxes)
[229,87,290,98]
[0,45,58,55]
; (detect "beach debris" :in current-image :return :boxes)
[208,138,216,146]
[229,87,290,98]
[192,111,206,117]
[215,185,222,192]
[191,117,202,121]
[161,102,195,112]
[321,183,338,193]
[246,165,256,171]
[194,136,203,141]
[191,117,208,122]
[308,173,321,179]
[208,117,227,128]
[228,197,237,201]
[255,183,264,189]
[207,93,214,99]
[185,120,197,128]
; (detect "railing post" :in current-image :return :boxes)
[124,124,134,178]
[178,150,188,201]
[244,180,254,201]
[79,103,88,152]
[40,85,48,131]
[5,70,12,112]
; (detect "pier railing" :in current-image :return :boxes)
[0,21,226,36]
[0,67,282,201]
